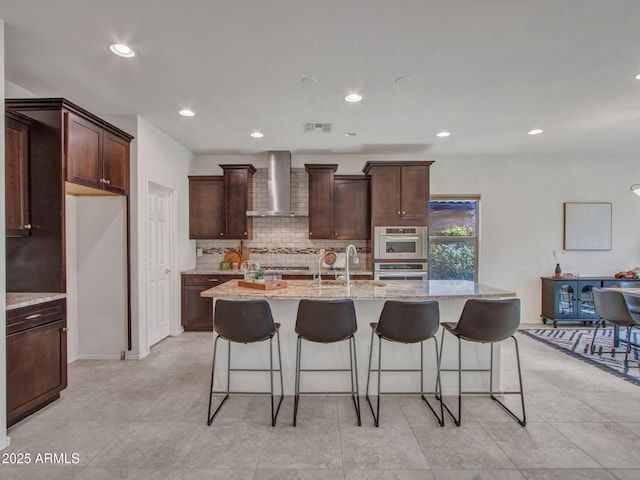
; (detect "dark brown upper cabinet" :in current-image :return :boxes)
[221,164,256,239]
[5,109,31,237]
[363,161,433,226]
[189,176,224,239]
[334,176,370,240]
[305,164,370,240]
[5,98,134,295]
[188,165,255,240]
[66,112,130,195]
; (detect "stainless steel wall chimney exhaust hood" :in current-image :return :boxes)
[246,151,308,217]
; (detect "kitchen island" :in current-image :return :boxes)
[201,280,516,396]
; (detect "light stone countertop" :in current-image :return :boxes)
[201,279,515,301]
[6,292,67,310]
[182,268,372,276]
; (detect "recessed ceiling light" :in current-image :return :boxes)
[301,77,317,85]
[250,131,264,138]
[178,109,195,117]
[109,43,135,58]
[436,131,451,137]
[528,129,544,135]
[343,132,357,137]
[345,93,362,103]
[635,73,640,80]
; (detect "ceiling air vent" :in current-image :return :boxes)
[303,122,333,133]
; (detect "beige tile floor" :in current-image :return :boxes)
[2,329,640,479]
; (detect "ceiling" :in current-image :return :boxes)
[1,0,640,156]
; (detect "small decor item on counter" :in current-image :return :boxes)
[223,249,242,265]
[614,270,639,279]
[232,262,239,270]
[552,250,564,276]
[238,279,288,290]
[219,261,232,270]
[253,267,266,283]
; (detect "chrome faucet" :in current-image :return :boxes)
[344,244,359,287]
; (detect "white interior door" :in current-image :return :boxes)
[147,182,172,347]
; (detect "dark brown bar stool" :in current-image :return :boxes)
[365,300,444,427]
[591,288,640,364]
[293,299,361,426]
[439,298,525,426]
[207,299,283,426]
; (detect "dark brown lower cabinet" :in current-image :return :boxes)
[6,299,67,427]
[181,274,242,331]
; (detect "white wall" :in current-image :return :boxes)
[192,152,640,324]
[130,116,194,358]
[0,19,8,450]
[65,196,79,362]
[75,196,127,359]
[430,154,640,323]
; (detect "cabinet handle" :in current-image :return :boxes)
[23,224,32,230]
[220,232,224,237]
[402,211,406,214]
[244,232,247,236]
[309,232,312,236]
[335,232,338,236]
[26,313,42,320]
[208,279,219,282]
[61,327,69,332]
[397,211,401,215]
[105,179,111,185]
[99,178,104,183]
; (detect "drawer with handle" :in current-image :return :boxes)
[7,299,66,335]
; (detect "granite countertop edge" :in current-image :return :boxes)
[182,268,373,275]
[200,279,516,301]
[6,292,67,311]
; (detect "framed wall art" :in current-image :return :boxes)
[563,202,612,250]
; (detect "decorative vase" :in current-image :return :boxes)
[554,263,562,275]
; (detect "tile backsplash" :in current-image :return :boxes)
[195,167,370,270]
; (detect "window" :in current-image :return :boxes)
[428,196,479,281]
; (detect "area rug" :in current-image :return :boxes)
[520,328,640,386]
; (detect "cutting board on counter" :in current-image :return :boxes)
[238,280,287,290]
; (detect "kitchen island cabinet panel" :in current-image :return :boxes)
[202,280,515,395]
[6,298,67,427]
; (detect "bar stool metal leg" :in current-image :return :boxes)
[367,332,444,427]
[349,335,362,426]
[207,335,230,425]
[293,334,361,426]
[208,332,284,427]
